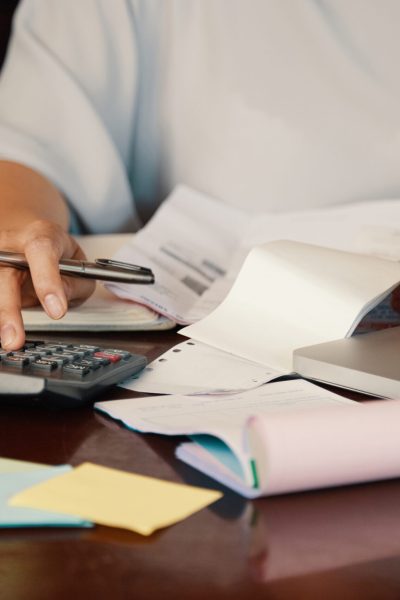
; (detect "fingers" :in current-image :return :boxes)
[0,267,27,350]
[21,221,71,319]
[23,233,69,320]
[56,233,96,305]
[22,223,95,318]
[0,220,95,350]
[62,274,96,307]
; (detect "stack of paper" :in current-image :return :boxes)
[22,284,173,332]
[96,388,400,498]
[95,380,357,498]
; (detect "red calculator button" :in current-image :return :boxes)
[94,351,121,363]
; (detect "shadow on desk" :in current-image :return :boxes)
[247,479,400,583]
[94,410,400,585]
[95,408,400,588]
[135,431,400,590]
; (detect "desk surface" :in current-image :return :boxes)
[1,329,400,600]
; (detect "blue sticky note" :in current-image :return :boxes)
[0,465,93,528]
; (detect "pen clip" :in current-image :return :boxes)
[95,258,153,275]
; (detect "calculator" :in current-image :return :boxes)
[0,340,147,407]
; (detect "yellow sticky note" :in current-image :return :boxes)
[9,462,222,535]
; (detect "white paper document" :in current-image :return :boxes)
[106,186,249,324]
[182,240,400,371]
[106,187,400,326]
[119,339,282,395]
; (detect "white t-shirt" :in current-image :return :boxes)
[0,0,400,232]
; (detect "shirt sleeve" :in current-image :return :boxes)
[0,0,140,233]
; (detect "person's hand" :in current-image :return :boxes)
[0,219,95,350]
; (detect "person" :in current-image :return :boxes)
[0,0,400,351]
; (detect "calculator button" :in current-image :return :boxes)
[24,350,47,359]
[48,342,74,349]
[68,348,92,358]
[23,342,38,349]
[28,348,52,357]
[61,351,81,361]
[25,340,46,347]
[74,345,101,352]
[11,352,36,363]
[3,356,30,368]
[0,350,11,359]
[102,349,132,359]
[45,354,70,366]
[77,359,101,370]
[91,356,111,366]
[32,359,58,371]
[39,345,64,353]
[63,363,91,376]
[94,351,121,363]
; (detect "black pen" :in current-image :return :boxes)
[0,251,155,284]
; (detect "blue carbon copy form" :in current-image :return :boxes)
[0,463,93,528]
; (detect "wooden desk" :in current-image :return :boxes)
[1,329,400,600]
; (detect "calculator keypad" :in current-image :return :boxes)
[0,339,146,406]
[0,340,131,377]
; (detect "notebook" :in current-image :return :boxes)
[21,234,175,332]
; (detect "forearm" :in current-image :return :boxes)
[0,160,69,229]
[0,160,94,350]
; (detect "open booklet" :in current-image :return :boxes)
[22,281,173,332]
[178,398,400,497]
[181,239,400,372]
[96,381,400,497]
[96,379,355,497]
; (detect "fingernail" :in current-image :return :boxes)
[44,293,64,319]
[1,324,16,348]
